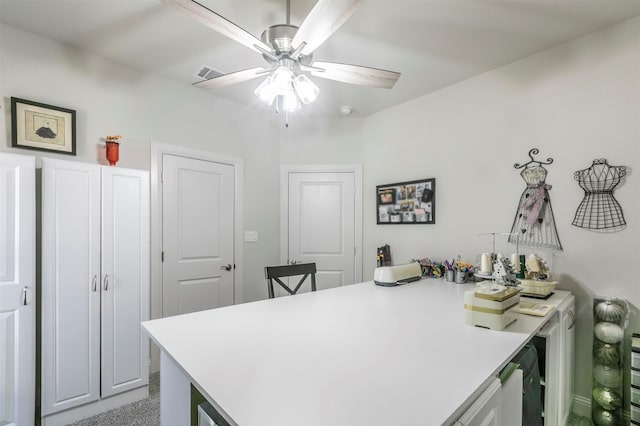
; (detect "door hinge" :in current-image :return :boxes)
[161,251,164,262]
[161,172,164,183]
[354,246,357,255]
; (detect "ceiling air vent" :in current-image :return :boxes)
[194,65,223,80]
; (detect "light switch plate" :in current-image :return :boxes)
[244,231,258,242]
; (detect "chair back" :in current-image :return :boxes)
[264,263,317,298]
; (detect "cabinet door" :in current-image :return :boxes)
[41,159,101,415]
[0,153,35,426]
[456,379,502,426]
[101,167,150,397]
[559,295,575,424]
[500,369,523,426]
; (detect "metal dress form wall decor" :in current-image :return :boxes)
[508,149,563,251]
[572,159,626,231]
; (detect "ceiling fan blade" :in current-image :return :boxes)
[162,0,273,54]
[309,62,400,89]
[292,0,362,56]
[193,67,266,89]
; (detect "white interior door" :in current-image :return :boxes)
[286,170,359,292]
[162,154,235,317]
[0,153,35,426]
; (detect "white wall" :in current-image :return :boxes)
[0,23,281,308]
[279,115,363,165]
[360,16,640,412]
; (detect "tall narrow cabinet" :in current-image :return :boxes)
[0,152,35,426]
[41,158,149,423]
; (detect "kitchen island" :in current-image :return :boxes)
[142,279,572,426]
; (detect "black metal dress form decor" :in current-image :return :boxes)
[508,149,563,251]
[572,159,626,231]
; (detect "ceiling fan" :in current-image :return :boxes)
[162,0,401,115]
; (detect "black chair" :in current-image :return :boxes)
[264,263,317,299]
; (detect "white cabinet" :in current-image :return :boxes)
[0,152,35,426]
[501,369,523,425]
[531,292,575,425]
[455,379,503,426]
[41,158,149,418]
[454,363,523,426]
[558,294,575,425]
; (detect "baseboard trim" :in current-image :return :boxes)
[572,394,590,418]
[573,394,631,422]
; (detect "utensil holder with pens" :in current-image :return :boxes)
[455,270,467,284]
[445,270,455,282]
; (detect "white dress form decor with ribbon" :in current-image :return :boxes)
[572,159,626,230]
[508,149,563,251]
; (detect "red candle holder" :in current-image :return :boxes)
[106,141,119,166]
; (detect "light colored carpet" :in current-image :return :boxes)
[66,373,159,426]
[567,412,591,425]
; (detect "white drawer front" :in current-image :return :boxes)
[632,386,640,407]
[633,352,640,370]
[631,402,640,422]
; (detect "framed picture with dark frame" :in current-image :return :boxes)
[11,97,76,155]
[376,178,436,224]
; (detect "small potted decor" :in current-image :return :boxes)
[105,135,121,166]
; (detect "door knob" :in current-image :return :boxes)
[220,264,232,271]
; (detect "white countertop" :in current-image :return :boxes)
[143,279,570,426]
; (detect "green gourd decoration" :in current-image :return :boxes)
[594,300,625,322]
[592,386,622,411]
[592,406,621,426]
[591,297,627,426]
[594,321,624,344]
[593,363,622,388]
[593,342,620,366]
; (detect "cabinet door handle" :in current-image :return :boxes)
[92,275,98,292]
[103,274,109,291]
[22,286,28,306]
[568,311,575,329]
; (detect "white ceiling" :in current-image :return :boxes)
[2,0,640,117]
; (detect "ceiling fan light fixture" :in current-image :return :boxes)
[293,74,319,104]
[254,77,278,106]
[282,89,302,112]
[167,0,401,120]
[270,66,294,95]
